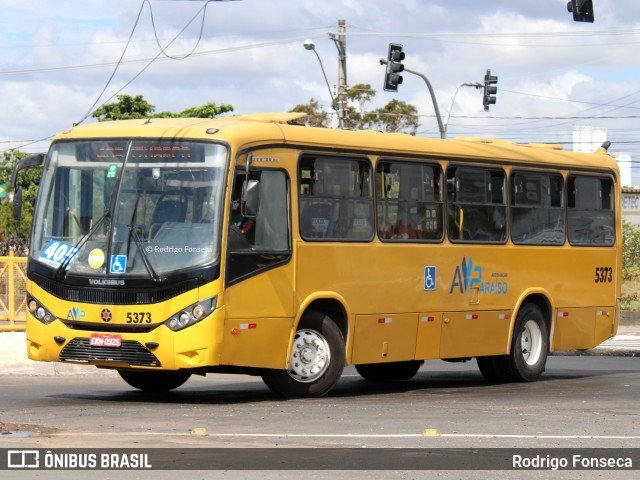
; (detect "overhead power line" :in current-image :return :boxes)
[75,0,147,124]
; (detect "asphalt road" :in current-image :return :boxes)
[0,356,638,479]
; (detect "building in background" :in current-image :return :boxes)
[572,126,608,153]
[613,151,636,188]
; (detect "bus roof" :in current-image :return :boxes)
[55,113,619,172]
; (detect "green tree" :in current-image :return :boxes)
[290,86,419,133]
[92,94,233,121]
[0,150,41,254]
[364,99,419,135]
[621,220,640,310]
[345,83,376,129]
[92,94,155,121]
[155,101,234,119]
[290,98,330,128]
[623,220,640,280]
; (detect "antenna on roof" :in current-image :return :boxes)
[597,141,611,154]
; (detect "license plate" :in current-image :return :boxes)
[89,333,122,348]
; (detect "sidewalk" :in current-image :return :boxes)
[0,331,115,376]
[559,323,640,357]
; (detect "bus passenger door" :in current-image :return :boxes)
[221,168,295,369]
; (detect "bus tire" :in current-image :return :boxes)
[503,304,549,382]
[355,361,423,382]
[476,355,509,383]
[261,312,345,398]
[118,369,191,393]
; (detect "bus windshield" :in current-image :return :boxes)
[31,140,228,278]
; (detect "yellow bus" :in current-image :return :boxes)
[12,112,621,397]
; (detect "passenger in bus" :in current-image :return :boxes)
[231,195,255,239]
[383,219,418,239]
[228,187,256,249]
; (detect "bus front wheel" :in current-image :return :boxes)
[262,312,345,398]
[118,369,191,393]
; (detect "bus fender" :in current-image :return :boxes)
[285,292,353,369]
[508,289,556,353]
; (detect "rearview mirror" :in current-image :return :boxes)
[242,180,260,217]
[13,186,23,221]
[10,153,45,188]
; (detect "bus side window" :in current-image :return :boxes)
[376,160,443,242]
[446,166,506,243]
[567,175,615,246]
[299,156,373,242]
[511,171,564,245]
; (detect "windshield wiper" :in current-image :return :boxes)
[127,225,161,282]
[126,195,161,282]
[54,210,111,279]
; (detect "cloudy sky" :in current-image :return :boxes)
[2,0,639,170]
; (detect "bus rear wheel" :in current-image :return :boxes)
[506,304,549,381]
[261,312,345,398]
[477,303,549,383]
[118,369,191,393]
[355,361,423,382]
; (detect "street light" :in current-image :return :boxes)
[304,39,340,127]
[443,82,483,139]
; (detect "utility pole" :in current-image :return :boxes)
[329,19,348,129]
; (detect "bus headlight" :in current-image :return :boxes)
[165,296,217,332]
[27,295,56,324]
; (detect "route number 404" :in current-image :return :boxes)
[595,266,613,283]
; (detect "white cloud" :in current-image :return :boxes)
[1,0,640,157]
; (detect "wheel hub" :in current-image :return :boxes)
[521,319,542,366]
[288,329,330,383]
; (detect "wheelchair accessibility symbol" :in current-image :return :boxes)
[424,266,436,291]
[110,255,127,274]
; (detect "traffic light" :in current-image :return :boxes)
[567,0,594,23]
[483,69,498,112]
[383,43,405,92]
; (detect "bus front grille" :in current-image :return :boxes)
[60,338,161,367]
[31,273,198,305]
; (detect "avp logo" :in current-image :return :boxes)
[449,256,482,294]
[66,307,86,321]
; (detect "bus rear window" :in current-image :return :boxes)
[567,175,615,246]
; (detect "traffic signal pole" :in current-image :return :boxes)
[405,66,446,139]
[381,58,446,139]
[380,45,496,140]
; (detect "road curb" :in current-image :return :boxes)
[551,348,639,358]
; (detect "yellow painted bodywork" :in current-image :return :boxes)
[25,114,622,372]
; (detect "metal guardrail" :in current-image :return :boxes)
[0,252,27,332]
